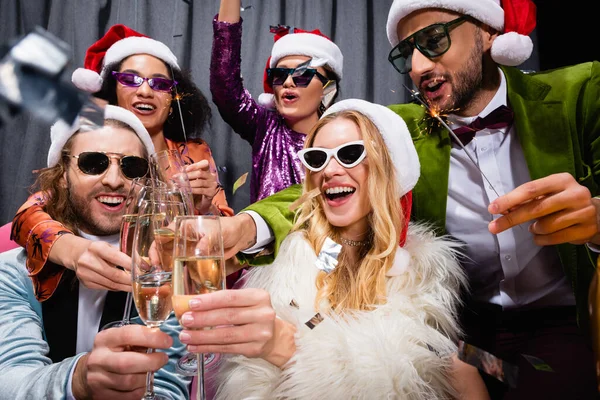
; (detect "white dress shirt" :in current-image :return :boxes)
[445,69,574,309]
[67,232,119,399]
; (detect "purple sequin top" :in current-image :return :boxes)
[211,16,306,203]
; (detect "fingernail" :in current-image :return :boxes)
[189,298,202,309]
[182,313,194,325]
[180,332,191,343]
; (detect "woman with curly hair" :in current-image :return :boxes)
[11,24,233,302]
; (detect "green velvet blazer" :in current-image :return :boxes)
[242,62,600,324]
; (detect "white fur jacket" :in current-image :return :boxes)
[215,224,467,400]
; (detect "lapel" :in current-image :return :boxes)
[503,67,580,286]
[503,66,575,180]
[42,267,78,363]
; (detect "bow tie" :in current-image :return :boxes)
[451,105,514,146]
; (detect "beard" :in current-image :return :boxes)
[66,177,124,236]
[446,33,485,113]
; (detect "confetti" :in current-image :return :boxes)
[232,172,248,194]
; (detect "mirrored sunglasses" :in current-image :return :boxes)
[112,71,177,92]
[266,67,329,87]
[388,16,467,74]
[67,151,149,180]
[298,140,366,172]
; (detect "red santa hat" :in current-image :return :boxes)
[71,24,180,93]
[48,105,154,167]
[321,99,420,275]
[386,0,536,66]
[258,25,344,109]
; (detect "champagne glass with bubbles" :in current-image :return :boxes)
[131,198,185,400]
[172,216,226,400]
[101,178,166,330]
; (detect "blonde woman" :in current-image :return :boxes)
[178,99,489,399]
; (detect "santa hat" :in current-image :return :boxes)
[321,99,420,275]
[258,25,344,109]
[386,0,536,66]
[72,24,180,93]
[47,105,155,167]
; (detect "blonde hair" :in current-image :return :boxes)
[293,110,403,313]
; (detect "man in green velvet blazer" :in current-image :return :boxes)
[217,1,600,398]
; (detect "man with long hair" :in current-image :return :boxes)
[0,106,188,399]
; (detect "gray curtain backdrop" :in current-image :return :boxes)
[0,0,539,224]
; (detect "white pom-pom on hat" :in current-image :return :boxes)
[71,68,103,93]
[491,31,534,66]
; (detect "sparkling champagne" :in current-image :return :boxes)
[133,271,173,328]
[119,214,137,256]
[172,256,225,321]
[154,228,175,271]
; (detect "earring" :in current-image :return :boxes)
[169,107,173,116]
[318,102,326,116]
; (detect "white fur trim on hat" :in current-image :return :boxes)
[322,99,420,197]
[47,105,155,167]
[102,36,180,77]
[270,33,343,81]
[387,246,411,276]
[386,0,504,47]
[386,0,532,66]
[71,67,103,93]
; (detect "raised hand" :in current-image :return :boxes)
[178,288,296,368]
[55,235,131,292]
[185,160,221,215]
[488,172,600,246]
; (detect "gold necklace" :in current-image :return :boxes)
[340,237,371,247]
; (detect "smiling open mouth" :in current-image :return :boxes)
[325,186,356,201]
[97,195,125,209]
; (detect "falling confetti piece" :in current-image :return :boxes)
[232,172,248,194]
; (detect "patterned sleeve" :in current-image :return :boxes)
[10,192,72,302]
[172,139,234,216]
[210,16,271,146]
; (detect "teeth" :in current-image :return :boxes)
[325,187,355,195]
[135,103,155,110]
[97,196,124,204]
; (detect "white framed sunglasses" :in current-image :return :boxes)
[298,140,366,172]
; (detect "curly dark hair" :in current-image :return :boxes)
[97,59,212,142]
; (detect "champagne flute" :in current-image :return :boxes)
[101,178,166,330]
[172,216,226,400]
[131,199,185,400]
[149,149,196,215]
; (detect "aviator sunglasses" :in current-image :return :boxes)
[66,151,149,180]
[298,140,366,172]
[266,67,329,87]
[388,16,467,74]
[112,71,177,92]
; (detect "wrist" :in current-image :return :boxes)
[72,353,90,400]
[239,213,258,250]
[51,234,89,271]
[263,318,296,368]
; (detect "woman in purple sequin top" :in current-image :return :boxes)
[211,0,344,203]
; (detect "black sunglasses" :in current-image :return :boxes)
[388,16,467,74]
[297,141,366,172]
[67,151,149,180]
[266,67,329,87]
[112,71,177,92]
